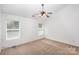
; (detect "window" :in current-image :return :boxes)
[38,23,44,36]
[6,20,20,40]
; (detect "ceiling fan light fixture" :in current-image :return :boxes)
[32,4,52,18]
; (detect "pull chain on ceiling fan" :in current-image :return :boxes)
[32,4,53,18]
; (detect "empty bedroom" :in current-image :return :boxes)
[0,4,79,55]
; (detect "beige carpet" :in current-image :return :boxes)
[1,38,79,55]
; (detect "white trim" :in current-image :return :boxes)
[45,36,79,47]
[6,21,20,40]
[7,29,20,31]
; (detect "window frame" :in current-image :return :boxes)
[6,20,20,40]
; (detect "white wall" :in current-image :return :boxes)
[45,5,79,46]
[0,10,1,49]
[1,13,39,48]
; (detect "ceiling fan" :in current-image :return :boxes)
[32,4,53,18]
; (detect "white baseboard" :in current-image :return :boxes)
[45,36,79,47]
[2,36,45,49]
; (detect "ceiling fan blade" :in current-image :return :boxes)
[32,14,38,17]
[32,13,41,17]
[46,15,50,18]
[48,12,53,14]
[44,12,50,18]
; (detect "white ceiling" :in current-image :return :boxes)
[0,4,68,19]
